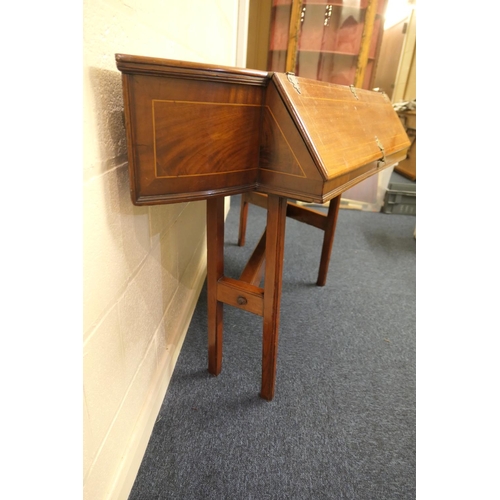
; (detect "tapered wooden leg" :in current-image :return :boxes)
[316,195,341,286]
[238,193,249,247]
[206,197,225,375]
[260,195,287,401]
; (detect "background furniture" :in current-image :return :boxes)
[267,0,387,88]
[394,108,416,180]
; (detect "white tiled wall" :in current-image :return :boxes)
[83,1,243,498]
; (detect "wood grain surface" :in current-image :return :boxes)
[116,53,410,206]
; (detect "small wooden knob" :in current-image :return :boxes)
[237,296,247,306]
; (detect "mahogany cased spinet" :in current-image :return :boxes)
[116,53,410,400]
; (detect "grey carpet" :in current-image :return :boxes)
[128,194,416,500]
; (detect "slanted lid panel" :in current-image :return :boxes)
[272,73,410,181]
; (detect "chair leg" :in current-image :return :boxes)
[316,195,341,286]
[238,193,249,247]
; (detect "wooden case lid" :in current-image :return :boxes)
[272,73,410,182]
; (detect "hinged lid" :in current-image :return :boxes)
[271,73,410,183]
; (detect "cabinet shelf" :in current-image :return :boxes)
[298,49,358,56]
[298,50,376,60]
[270,49,359,56]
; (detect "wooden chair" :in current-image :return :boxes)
[237,192,341,286]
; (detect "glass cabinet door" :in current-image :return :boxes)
[268,0,386,89]
[267,0,293,72]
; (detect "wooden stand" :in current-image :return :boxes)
[116,54,410,400]
[207,194,287,400]
[238,192,341,287]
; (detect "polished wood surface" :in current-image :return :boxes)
[273,73,408,178]
[261,195,287,400]
[206,197,225,376]
[117,54,268,205]
[317,196,341,286]
[116,53,409,206]
[239,229,267,287]
[116,53,411,400]
[238,192,341,286]
[205,194,286,401]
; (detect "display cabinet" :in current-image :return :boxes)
[267,0,387,89]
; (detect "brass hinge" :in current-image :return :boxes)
[375,136,386,167]
[372,87,390,102]
[287,73,301,94]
